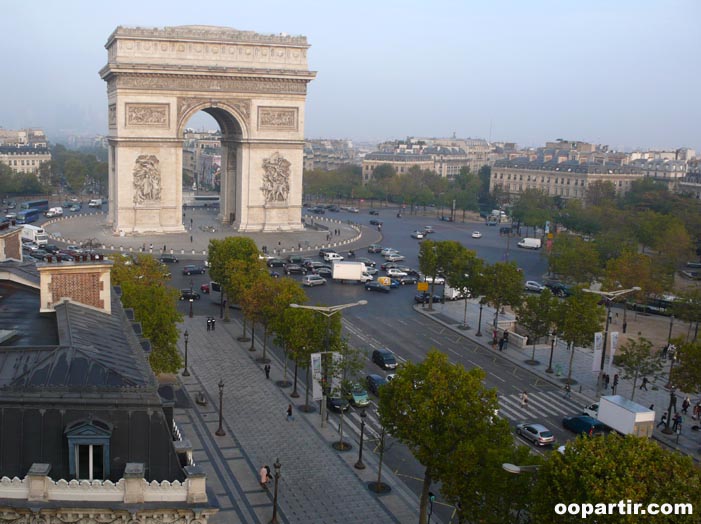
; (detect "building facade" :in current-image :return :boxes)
[0,145,51,175]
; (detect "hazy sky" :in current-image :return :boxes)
[1,0,699,150]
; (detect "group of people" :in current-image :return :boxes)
[601,373,619,394]
[492,330,509,351]
[206,317,216,331]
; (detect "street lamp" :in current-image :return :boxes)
[182,330,190,377]
[667,315,675,344]
[270,458,281,524]
[546,331,557,373]
[583,286,640,392]
[354,408,367,469]
[289,301,367,429]
[215,379,226,436]
[475,300,484,337]
[189,298,194,318]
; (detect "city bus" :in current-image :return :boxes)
[184,195,220,208]
[16,209,40,224]
[20,199,49,212]
[628,294,679,316]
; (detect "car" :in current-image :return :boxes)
[346,383,370,407]
[411,230,425,239]
[159,254,179,264]
[388,279,401,289]
[367,244,383,253]
[386,268,408,278]
[372,348,398,370]
[182,264,206,275]
[326,396,350,412]
[369,219,383,226]
[423,226,435,234]
[380,261,399,271]
[348,207,359,213]
[302,274,327,287]
[4,212,16,220]
[385,253,405,262]
[414,292,445,304]
[365,281,390,293]
[421,275,445,285]
[314,267,333,278]
[319,248,337,258]
[327,205,340,212]
[355,257,376,267]
[385,373,396,382]
[364,266,379,275]
[53,253,75,262]
[43,244,61,254]
[29,249,50,260]
[524,281,545,293]
[562,415,609,437]
[200,283,210,294]
[366,374,388,396]
[380,247,398,256]
[287,255,304,264]
[398,266,420,276]
[471,231,482,239]
[516,423,555,446]
[369,210,380,215]
[269,270,280,278]
[309,207,325,214]
[324,252,344,262]
[267,258,287,268]
[545,282,573,297]
[179,289,201,301]
[22,242,40,252]
[439,215,454,222]
[582,403,599,418]
[284,264,307,275]
[69,204,82,212]
[398,275,418,286]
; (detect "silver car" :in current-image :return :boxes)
[516,423,555,446]
[302,275,327,287]
[524,280,545,293]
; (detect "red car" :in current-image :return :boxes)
[200,283,210,294]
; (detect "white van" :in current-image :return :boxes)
[88,198,103,208]
[45,207,63,218]
[517,238,542,249]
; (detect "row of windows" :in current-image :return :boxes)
[2,158,41,166]
[495,172,588,186]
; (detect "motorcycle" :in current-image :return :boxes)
[347,250,355,258]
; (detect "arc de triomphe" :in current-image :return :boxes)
[99,25,315,234]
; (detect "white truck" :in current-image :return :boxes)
[45,206,63,218]
[21,225,48,246]
[444,284,468,301]
[596,395,655,438]
[88,198,103,208]
[332,262,372,283]
[517,238,542,249]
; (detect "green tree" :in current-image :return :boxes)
[532,433,701,524]
[63,157,87,192]
[511,188,554,236]
[555,289,605,383]
[482,261,523,330]
[378,350,509,524]
[672,289,701,342]
[239,272,272,352]
[516,289,558,364]
[585,180,617,208]
[615,337,664,400]
[443,247,485,329]
[548,234,601,284]
[208,237,260,322]
[672,340,701,394]
[273,308,319,403]
[110,254,182,374]
[262,277,306,364]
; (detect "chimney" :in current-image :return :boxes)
[37,255,113,314]
[0,221,22,262]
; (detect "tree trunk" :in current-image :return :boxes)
[283,349,289,380]
[630,370,639,401]
[462,298,469,328]
[566,341,575,383]
[262,325,268,361]
[531,340,537,362]
[292,361,300,398]
[249,323,256,351]
[419,467,433,524]
[304,367,311,409]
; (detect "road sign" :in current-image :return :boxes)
[417,282,429,291]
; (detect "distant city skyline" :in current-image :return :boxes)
[1,0,699,151]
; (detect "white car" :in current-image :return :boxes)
[411,230,425,239]
[380,247,398,256]
[324,252,344,262]
[385,253,406,262]
[302,275,327,287]
[422,275,445,285]
[471,231,482,239]
[386,268,408,278]
[524,281,545,293]
[582,403,599,418]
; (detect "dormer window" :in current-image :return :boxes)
[65,419,113,481]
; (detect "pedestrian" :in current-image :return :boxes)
[693,403,701,420]
[503,330,510,347]
[672,413,682,432]
[163,244,166,253]
[612,374,619,394]
[286,404,294,422]
[622,321,628,334]
[671,391,678,413]
[682,396,691,415]
[564,383,571,398]
[206,317,211,331]
[149,243,153,251]
[657,413,667,428]
[649,404,654,411]
[211,318,216,331]
[520,391,528,409]
[604,374,610,390]
[190,235,193,243]
[614,312,619,324]
[264,363,271,379]
[640,377,648,391]
[498,337,505,352]
[661,344,669,360]
[260,465,270,488]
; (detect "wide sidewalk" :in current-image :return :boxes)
[173,313,423,524]
[416,298,701,459]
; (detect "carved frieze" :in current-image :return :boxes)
[115,74,308,95]
[133,155,162,205]
[0,507,213,523]
[125,103,170,127]
[108,104,117,128]
[261,153,291,203]
[258,107,298,131]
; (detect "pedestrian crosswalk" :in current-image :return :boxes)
[498,390,584,422]
[328,402,385,444]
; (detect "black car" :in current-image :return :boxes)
[182,264,206,275]
[314,266,333,277]
[326,396,350,412]
[179,289,201,300]
[29,249,50,260]
[372,348,398,370]
[562,416,610,437]
[365,281,390,293]
[159,254,179,263]
[414,292,445,304]
[366,374,388,396]
[545,282,573,297]
[355,257,376,267]
[367,244,383,253]
[43,244,61,254]
[327,205,340,212]
[267,258,287,267]
[284,264,307,275]
[369,210,380,215]
[398,275,418,285]
[369,219,383,226]
[309,207,326,214]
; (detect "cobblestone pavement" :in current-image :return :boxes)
[174,314,422,524]
[416,299,701,460]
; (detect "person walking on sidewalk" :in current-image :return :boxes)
[682,396,691,415]
[564,383,571,398]
[286,404,294,422]
[498,336,505,352]
[260,465,271,488]
[264,364,271,379]
[604,373,610,390]
[693,403,701,420]
[211,318,216,331]
[657,413,668,428]
[640,377,648,391]
[520,391,529,410]
[612,374,619,395]
[672,413,683,432]
[206,317,211,331]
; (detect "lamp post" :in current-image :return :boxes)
[667,315,675,344]
[215,379,226,436]
[354,408,367,469]
[270,458,281,524]
[289,301,367,429]
[583,286,641,393]
[182,330,190,377]
[546,331,557,373]
[475,301,484,337]
[189,298,194,318]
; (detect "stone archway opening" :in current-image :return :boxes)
[100,25,315,234]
